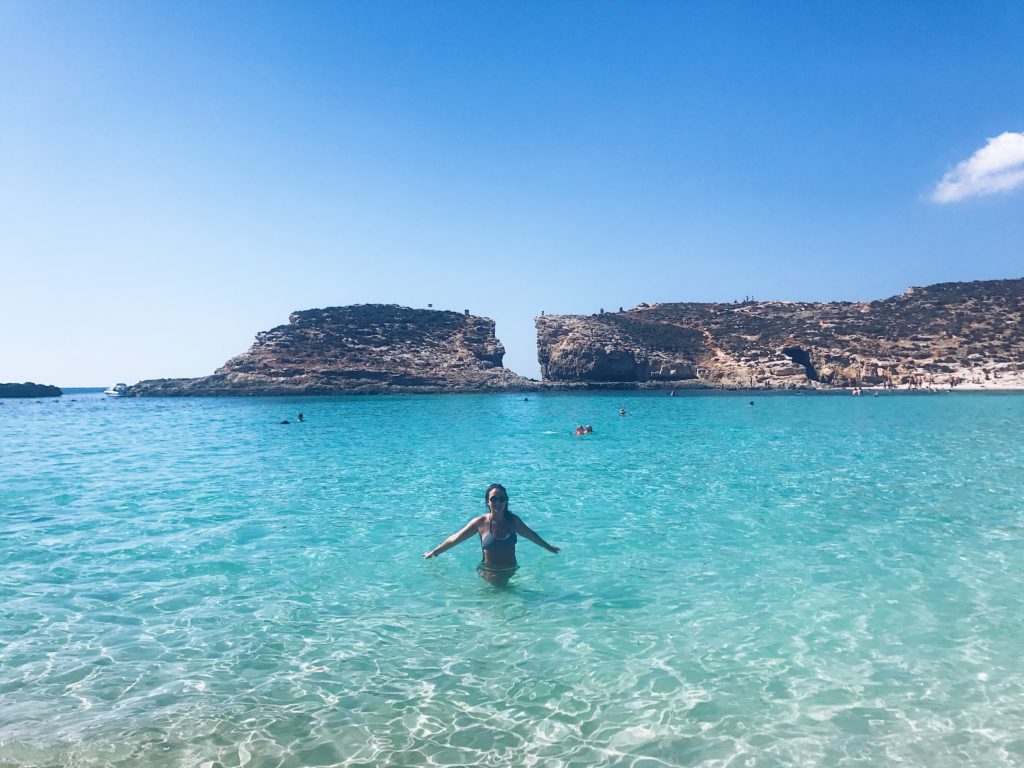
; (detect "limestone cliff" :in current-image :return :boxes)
[133,305,532,395]
[536,279,1024,389]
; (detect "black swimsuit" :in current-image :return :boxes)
[481,517,517,552]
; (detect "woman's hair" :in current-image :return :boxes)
[484,483,507,501]
[484,484,512,516]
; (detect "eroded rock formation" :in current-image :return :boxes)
[133,305,532,396]
[537,279,1024,389]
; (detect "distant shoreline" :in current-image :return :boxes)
[43,382,1024,397]
[0,382,62,398]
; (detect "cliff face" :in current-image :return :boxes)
[536,279,1024,389]
[133,305,532,395]
[131,280,1024,396]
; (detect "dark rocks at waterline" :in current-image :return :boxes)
[0,382,62,398]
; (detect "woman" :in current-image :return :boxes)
[423,484,560,582]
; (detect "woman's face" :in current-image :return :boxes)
[486,487,508,512]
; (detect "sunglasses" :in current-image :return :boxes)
[488,495,508,503]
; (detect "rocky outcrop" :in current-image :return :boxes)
[133,305,533,396]
[129,280,1023,396]
[0,382,62,398]
[536,279,1024,389]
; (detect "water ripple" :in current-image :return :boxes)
[2,392,1024,766]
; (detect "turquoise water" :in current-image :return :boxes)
[2,391,1024,767]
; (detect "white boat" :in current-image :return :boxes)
[104,383,131,397]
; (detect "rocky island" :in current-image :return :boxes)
[132,305,533,396]
[537,278,1024,390]
[0,382,62,398]
[131,279,1023,396]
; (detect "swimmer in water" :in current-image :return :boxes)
[423,484,560,584]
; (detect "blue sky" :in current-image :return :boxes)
[2,1,1022,385]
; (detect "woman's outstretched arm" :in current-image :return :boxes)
[513,516,560,554]
[423,516,483,559]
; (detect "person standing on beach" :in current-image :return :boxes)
[423,484,560,583]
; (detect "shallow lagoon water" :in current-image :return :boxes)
[2,390,1024,767]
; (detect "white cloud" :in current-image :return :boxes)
[931,131,1024,203]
